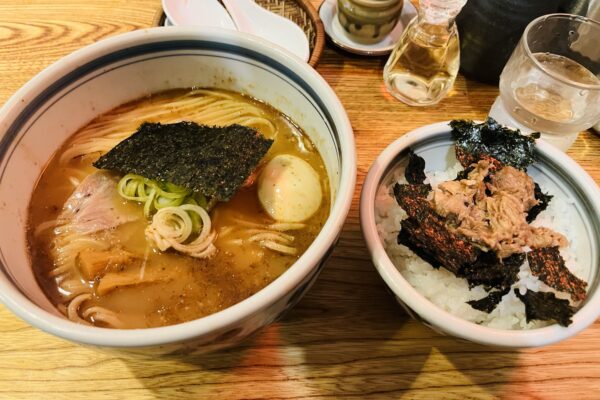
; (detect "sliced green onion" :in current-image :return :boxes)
[117,173,207,222]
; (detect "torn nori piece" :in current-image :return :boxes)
[526,183,553,223]
[468,287,510,313]
[394,183,479,274]
[397,228,441,269]
[405,150,427,184]
[461,252,525,291]
[527,247,587,302]
[394,182,432,199]
[455,165,474,181]
[450,118,539,170]
[463,252,524,313]
[514,289,575,327]
[93,122,273,202]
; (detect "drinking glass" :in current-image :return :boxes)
[489,14,600,150]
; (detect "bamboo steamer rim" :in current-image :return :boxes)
[154,0,325,68]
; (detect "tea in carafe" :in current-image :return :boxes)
[383,0,466,106]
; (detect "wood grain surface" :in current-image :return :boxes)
[1,1,600,399]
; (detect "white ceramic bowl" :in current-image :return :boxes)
[0,27,356,353]
[360,121,600,348]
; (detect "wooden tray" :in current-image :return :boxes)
[155,0,325,67]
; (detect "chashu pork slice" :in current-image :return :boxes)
[56,171,140,235]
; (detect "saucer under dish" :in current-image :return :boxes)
[319,0,417,56]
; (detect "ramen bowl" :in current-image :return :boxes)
[360,121,600,348]
[0,27,355,353]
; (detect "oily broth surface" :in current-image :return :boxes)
[27,88,330,328]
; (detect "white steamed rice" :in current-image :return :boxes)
[375,159,582,330]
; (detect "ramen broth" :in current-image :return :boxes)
[27,88,330,329]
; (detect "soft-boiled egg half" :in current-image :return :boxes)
[258,154,323,222]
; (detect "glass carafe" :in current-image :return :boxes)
[383,0,467,106]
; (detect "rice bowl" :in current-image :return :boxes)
[360,121,600,347]
[376,153,581,330]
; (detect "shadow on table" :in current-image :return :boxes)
[433,340,523,398]
[272,255,522,398]
[118,231,520,399]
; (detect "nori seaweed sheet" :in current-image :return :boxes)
[405,150,427,184]
[468,287,510,313]
[394,183,479,274]
[394,182,432,199]
[526,183,553,223]
[93,122,273,201]
[527,247,587,302]
[462,252,525,291]
[450,118,540,170]
[397,228,442,269]
[464,252,524,313]
[455,165,474,181]
[514,289,576,327]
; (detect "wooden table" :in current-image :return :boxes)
[1,1,599,399]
